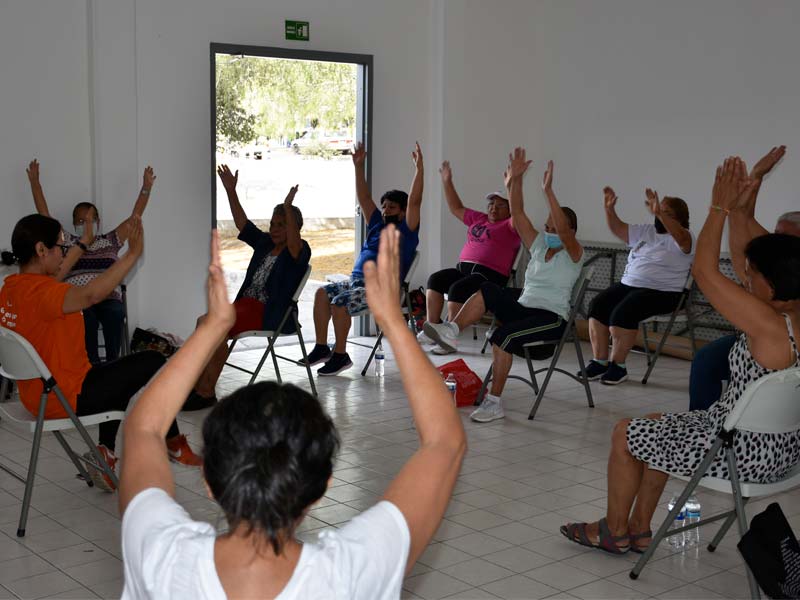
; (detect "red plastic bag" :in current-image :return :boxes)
[438,358,485,407]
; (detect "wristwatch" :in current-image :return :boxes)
[76,241,88,252]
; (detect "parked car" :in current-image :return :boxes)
[292,129,354,154]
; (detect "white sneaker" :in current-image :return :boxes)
[423,321,459,353]
[431,345,456,355]
[470,398,504,423]
[416,329,435,345]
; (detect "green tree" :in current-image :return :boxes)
[216,58,256,144]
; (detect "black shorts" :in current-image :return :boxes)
[588,282,683,330]
[480,283,565,357]
[427,262,508,304]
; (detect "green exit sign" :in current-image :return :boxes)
[285,20,310,41]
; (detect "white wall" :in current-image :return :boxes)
[438,0,800,265]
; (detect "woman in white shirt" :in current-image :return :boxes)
[585,187,694,385]
[118,228,467,599]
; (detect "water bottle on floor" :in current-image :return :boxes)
[444,373,457,406]
[684,495,701,547]
[375,343,385,377]
[667,494,686,549]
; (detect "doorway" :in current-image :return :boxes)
[210,44,373,345]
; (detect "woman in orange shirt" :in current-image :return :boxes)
[1,214,201,491]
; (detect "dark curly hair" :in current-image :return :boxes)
[1,214,62,266]
[202,381,339,554]
[380,189,409,211]
[745,233,800,301]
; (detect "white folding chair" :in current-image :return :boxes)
[0,327,122,537]
[474,245,527,353]
[477,267,595,420]
[640,273,697,384]
[224,265,317,397]
[630,367,800,599]
[350,251,420,376]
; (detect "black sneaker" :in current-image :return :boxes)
[182,391,217,411]
[301,344,332,366]
[317,352,353,376]
[581,360,609,381]
[600,362,629,385]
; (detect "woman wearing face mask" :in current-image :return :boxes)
[26,160,156,365]
[425,151,584,423]
[584,186,693,385]
[416,160,521,355]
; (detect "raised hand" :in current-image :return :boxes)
[603,186,618,210]
[216,164,238,192]
[127,216,144,257]
[26,159,40,184]
[207,229,235,329]
[713,156,757,212]
[284,184,299,206]
[439,161,453,183]
[506,147,532,180]
[645,188,661,216]
[351,142,367,169]
[364,225,404,329]
[80,218,96,247]
[750,145,786,180]
[142,166,156,190]
[542,160,554,192]
[411,142,423,170]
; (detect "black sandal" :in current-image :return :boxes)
[560,517,630,555]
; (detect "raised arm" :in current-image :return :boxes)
[119,230,235,512]
[603,186,629,243]
[404,142,424,232]
[505,147,537,248]
[116,167,156,243]
[26,160,51,217]
[62,217,144,313]
[646,188,692,254]
[365,226,466,573]
[55,222,96,281]
[693,157,786,349]
[351,142,377,222]
[216,164,248,232]
[728,146,785,280]
[542,160,583,262]
[283,185,303,259]
[439,161,466,222]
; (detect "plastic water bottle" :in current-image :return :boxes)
[375,343,385,377]
[444,373,457,406]
[667,494,686,549]
[684,495,701,547]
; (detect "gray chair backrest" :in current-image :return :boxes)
[723,366,800,435]
[292,265,313,303]
[570,266,594,310]
[0,327,51,382]
[404,251,420,285]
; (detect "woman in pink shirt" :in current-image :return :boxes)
[418,161,520,351]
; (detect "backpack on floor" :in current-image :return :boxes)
[437,358,484,407]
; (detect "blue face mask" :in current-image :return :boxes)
[543,232,563,249]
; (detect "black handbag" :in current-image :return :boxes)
[130,327,178,357]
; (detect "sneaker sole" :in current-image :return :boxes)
[470,411,505,423]
[431,346,456,355]
[582,372,606,381]
[299,354,332,367]
[601,375,629,385]
[423,323,458,353]
[317,361,353,377]
[82,453,115,493]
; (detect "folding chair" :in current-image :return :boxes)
[630,367,800,599]
[0,327,122,537]
[224,265,316,397]
[351,252,420,376]
[96,283,131,361]
[640,274,697,384]
[475,245,527,353]
[476,267,595,420]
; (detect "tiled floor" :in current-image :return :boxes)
[1,332,798,599]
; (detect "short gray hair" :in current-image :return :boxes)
[777,211,800,226]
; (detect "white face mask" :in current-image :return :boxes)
[75,220,100,238]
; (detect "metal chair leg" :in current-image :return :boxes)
[574,334,594,408]
[726,448,761,599]
[361,330,384,376]
[528,334,568,420]
[708,498,749,552]
[294,313,317,397]
[476,364,493,406]
[52,431,91,486]
[642,311,677,385]
[17,394,48,537]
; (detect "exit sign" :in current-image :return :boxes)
[286,20,310,41]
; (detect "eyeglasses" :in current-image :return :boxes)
[55,244,70,257]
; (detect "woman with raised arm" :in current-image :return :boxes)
[182,164,311,411]
[0,214,201,493]
[584,185,694,384]
[417,160,520,353]
[26,159,156,364]
[119,226,466,599]
[425,150,584,422]
[560,157,800,556]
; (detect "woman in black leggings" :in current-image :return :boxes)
[586,187,694,385]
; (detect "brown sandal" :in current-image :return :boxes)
[560,517,630,555]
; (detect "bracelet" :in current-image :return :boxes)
[76,241,88,251]
[140,188,150,196]
[710,205,730,215]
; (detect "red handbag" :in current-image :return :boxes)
[437,358,485,407]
